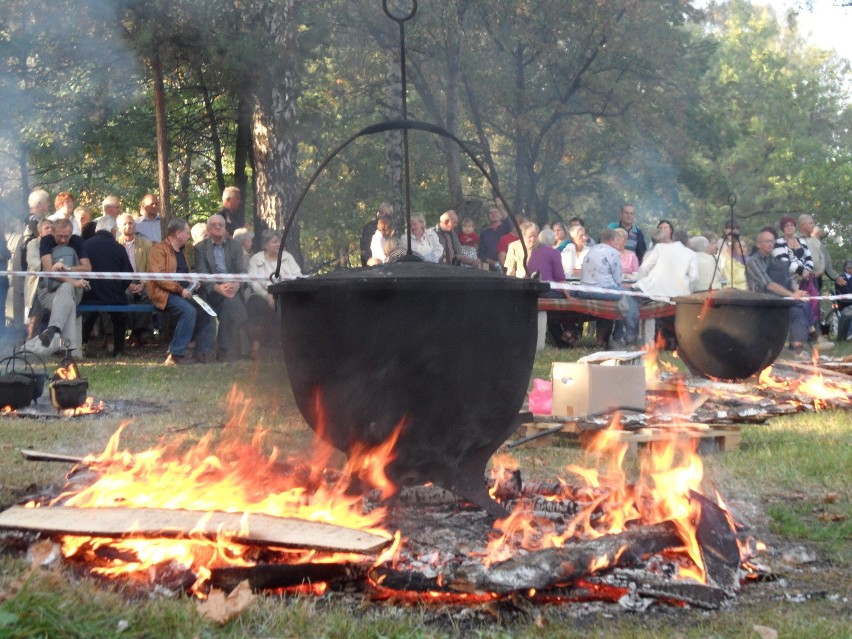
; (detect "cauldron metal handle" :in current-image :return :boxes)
[274,119,529,278]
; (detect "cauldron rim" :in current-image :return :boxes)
[674,288,795,307]
[270,261,550,293]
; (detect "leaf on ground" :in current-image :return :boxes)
[753,624,778,639]
[27,540,61,569]
[823,492,839,503]
[817,512,846,523]
[197,580,255,624]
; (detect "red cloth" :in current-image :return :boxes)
[458,232,479,247]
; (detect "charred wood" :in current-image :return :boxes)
[452,521,682,594]
[209,562,364,593]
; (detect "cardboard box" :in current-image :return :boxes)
[551,362,645,418]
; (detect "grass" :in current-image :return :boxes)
[0,338,850,637]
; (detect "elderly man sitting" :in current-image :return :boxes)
[24,218,91,356]
[193,214,250,361]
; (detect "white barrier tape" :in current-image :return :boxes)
[0,270,299,283]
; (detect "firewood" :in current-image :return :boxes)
[451,521,682,594]
[209,562,365,592]
[20,449,86,464]
[692,491,741,595]
[0,506,391,554]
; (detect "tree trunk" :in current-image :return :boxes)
[250,0,300,263]
[443,18,463,209]
[199,69,227,200]
[235,87,253,235]
[177,150,192,213]
[18,139,29,216]
[151,42,171,229]
[384,49,405,226]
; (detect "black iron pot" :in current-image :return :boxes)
[0,373,35,409]
[270,261,548,517]
[674,289,793,381]
[49,379,89,410]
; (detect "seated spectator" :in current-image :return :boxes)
[246,229,302,359]
[382,236,407,263]
[560,224,590,277]
[73,206,93,239]
[24,219,52,338]
[496,216,526,268]
[233,227,254,265]
[718,236,748,290]
[147,218,214,365]
[688,235,723,291]
[24,218,91,356]
[504,222,533,278]
[194,214,250,361]
[525,227,564,282]
[551,222,570,252]
[613,227,639,276]
[359,202,393,267]
[116,213,154,346]
[635,223,698,299]
[635,223,698,348]
[81,216,133,357]
[369,214,396,264]
[399,213,443,262]
[747,229,811,358]
[434,210,480,267]
[457,218,479,248]
[835,259,852,341]
[574,227,640,347]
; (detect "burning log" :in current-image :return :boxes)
[0,506,391,555]
[452,521,682,594]
[210,562,366,592]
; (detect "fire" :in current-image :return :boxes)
[485,416,723,583]
[758,365,852,411]
[38,388,396,595]
[54,363,79,380]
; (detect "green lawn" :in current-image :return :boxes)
[0,340,849,638]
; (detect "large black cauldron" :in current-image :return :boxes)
[674,289,793,381]
[270,261,547,518]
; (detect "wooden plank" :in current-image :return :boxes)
[579,426,741,452]
[20,449,86,464]
[0,506,391,555]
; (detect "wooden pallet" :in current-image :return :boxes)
[514,422,741,453]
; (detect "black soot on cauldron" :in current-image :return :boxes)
[270,261,547,518]
[674,288,793,381]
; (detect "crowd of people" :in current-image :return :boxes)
[358,201,851,355]
[3,186,301,365]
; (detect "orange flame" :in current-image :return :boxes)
[485,416,721,583]
[47,387,397,595]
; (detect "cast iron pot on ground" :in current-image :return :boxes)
[673,289,793,381]
[270,261,548,518]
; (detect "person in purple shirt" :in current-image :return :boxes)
[521,226,573,348]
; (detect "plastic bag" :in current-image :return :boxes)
[527,378,552,415]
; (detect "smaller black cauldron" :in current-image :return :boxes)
[0,373,34,409]
[49,355,88,410]
[674,289,793,381]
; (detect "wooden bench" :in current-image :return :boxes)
[77,304,156,314]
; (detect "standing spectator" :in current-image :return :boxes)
[101,195,121,219]
[6,216,24,332]
[147,218,214,365]
[81,216,133,357]
[218,186,242,237]
[116,213,154,347]
[24,218,91,356]
[608,204,646,263]
[359,202,393,267]
[74,206,95,240]
[24,189,50,237]
[136,194,162,242]
[797,213,833,349]
[194,214,249,361]
[477,206,506,271]
[48,192,80,235]
[814,226,846,288]
[399,213,443,262]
